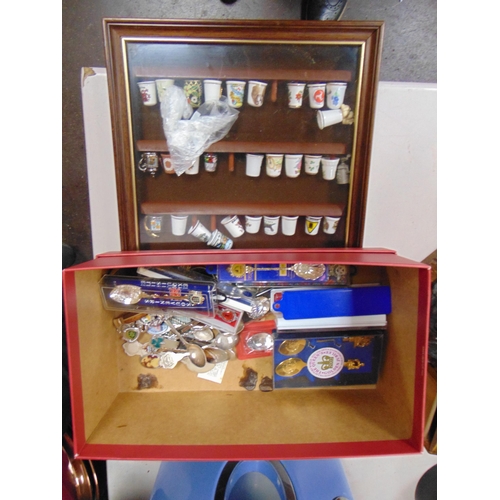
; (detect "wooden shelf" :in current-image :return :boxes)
[137,140,348,155]
[141,201,344,217]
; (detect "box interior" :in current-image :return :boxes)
[73,263,419,448]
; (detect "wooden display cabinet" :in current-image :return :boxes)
[104,19,384,251]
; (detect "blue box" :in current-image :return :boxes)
[271,285,391,320]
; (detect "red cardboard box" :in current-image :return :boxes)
[63,247,430,461]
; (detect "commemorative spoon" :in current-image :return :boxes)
[164,318,207,368]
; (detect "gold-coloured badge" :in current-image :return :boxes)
[275,358,307,377]
[227,264,251,278]
[278,339,307,355]
[343,336,372,348]
[344,359,365,370]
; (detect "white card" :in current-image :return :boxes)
[197,360,228,383]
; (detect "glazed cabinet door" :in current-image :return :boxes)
[104,19,383,251]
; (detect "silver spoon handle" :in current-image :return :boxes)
[164,318,189,348]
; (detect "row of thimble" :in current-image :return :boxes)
[138,78,254,108]
[143,214,341,240]
[166,153,217,175]
[222,215,341,237]
[137,78,347,110]
[138,152,218,177]
[143,215,227,243]
[286,81,347,110]
[246,154,349,182]
[139,151,350,183]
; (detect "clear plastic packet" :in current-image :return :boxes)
[235,319,276,360]
[216,283,270,319]
[160,85,240,175]
[99,274,217,313]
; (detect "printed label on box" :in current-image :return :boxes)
[307,347,344,379]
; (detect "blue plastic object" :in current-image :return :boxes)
[150,459,353,500]
[224,461,287,500]
[272,285,392,319]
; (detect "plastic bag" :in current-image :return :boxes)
[160,85,240,175]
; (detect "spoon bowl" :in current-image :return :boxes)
[213,333,239,350]
[185,343,207,368]
[202,346,230,363]
[191,325,215,342]
[246,332,274,351]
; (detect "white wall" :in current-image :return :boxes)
[363,81,437,261]
[81,67,121,257]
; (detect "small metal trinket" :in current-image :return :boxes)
[147,322,169,336]
[328,265,349,280]
[138,152,159,177]
[137,373,158,390]
[159,351,186,369]
[122,341,147,357]
[121,326,141,343]
[110,285,143,305]
[248,297,270,319]
[138,314,165,328]
[343,359,365,370]
[275,358,307,377]
[239,366,258,391]
[140,354,161,369]
[259,376,274,392]
[278,339,307,355]
[343,336,372,348]
[149,337,164,349]
[336,156,350,184]
[144,215,163,238]
[246,333,274,352]
[113,312,147,331]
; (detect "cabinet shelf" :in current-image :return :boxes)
[141,201,344,217]
[137,140,348,156]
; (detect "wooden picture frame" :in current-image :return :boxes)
[103,19,384,251]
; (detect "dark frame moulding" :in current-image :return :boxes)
[103,19,384,251]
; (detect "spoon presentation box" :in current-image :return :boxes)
[273,329,385,389]
[99,274,216,312]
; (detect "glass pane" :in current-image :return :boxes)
[125,40,361,250]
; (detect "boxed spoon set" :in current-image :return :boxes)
[273,329,385,389]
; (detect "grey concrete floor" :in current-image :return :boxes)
[62,0,436,264]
